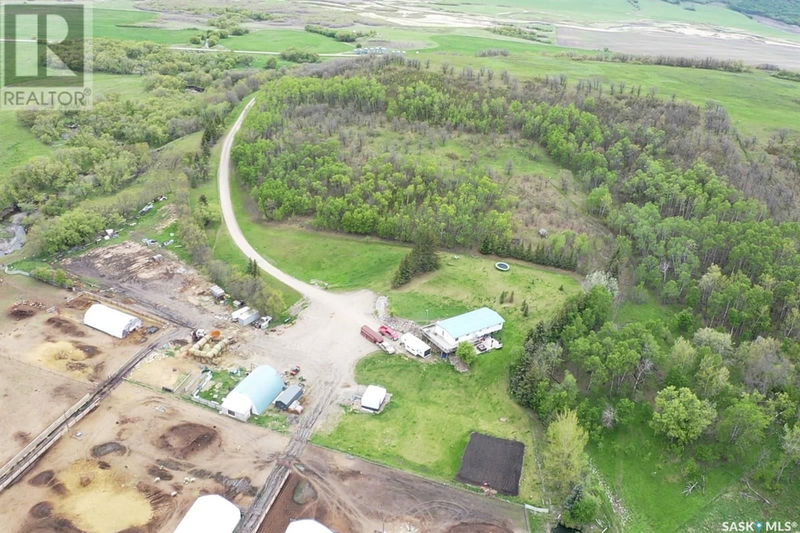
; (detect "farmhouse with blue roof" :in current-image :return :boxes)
[422,307,505,355]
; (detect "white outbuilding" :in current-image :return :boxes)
[285,519,334,533]
[361,385,387,412]
[173,494,240,533]
[83,303,143,339]
[220,365,285,421]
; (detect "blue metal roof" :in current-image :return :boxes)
[232,365,284,414]
[437,307,504,339]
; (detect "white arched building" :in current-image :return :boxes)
[174,495,240,533]
[83,303,143,339]
[286,519,334,533]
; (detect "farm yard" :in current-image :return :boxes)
[0,0,798,529]
[0,382,288,533]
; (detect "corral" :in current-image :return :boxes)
[259,445,527,533]
[0,382,289,533]
[0,274,144,464]
[0,357,90,465]
[457,433,525,496]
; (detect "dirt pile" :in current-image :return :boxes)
[156,423,219,459]
[91,442,127,457]
[46,317,86,337]
[9,303,38,320]
[35,341,102,381]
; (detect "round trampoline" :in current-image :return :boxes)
[495,262,510,272]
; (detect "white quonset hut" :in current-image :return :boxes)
[174,494,240,533]
[83,303,143,339]
[361,385,387,412]
[422,307,504,354]
[285,519,334,533]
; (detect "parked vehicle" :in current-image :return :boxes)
[379,325,400,340]
[360,325,383,344]
[379,341,396,354]
[399,333,432,358]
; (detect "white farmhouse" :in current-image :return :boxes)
[422,307,504,354]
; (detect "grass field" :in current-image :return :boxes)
[314,288,580,505]
[222,29,352,53]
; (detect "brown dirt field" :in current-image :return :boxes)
[260,446,528,533]
[0,382,289,533]
[0,357,91,465]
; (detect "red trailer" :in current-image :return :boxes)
[360,325,383,344]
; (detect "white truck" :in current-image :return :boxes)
[231,306,260,326]
[399,333,431,358]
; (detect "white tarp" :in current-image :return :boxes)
[174,495,240,533]
[286,519,334,533]
[361,385,387,411]
[83,303,143,339]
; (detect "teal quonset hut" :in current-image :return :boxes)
[219,365,284,421]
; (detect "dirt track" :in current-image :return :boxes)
[217,99,386,398]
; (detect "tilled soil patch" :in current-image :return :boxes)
[156,423,219,459]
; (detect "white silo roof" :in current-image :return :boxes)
[286,519,334,533]
[83,303,142,338]
[174,495,240,533]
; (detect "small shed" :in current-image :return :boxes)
[361,385,387,412]
[274,385,303,410]
[209,285,225,299]
[83,303,143,339]
[173,494,240,533]
[220,365,284,421]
